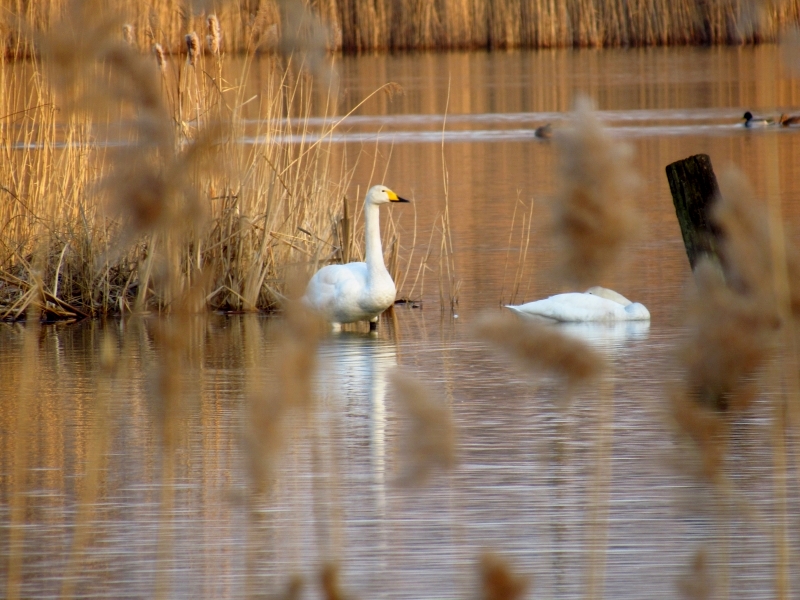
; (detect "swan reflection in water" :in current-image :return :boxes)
[316,332,398,512]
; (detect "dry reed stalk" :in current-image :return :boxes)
[474,312,605,385]
[390,369,456,485]
[552,96,641,287]
[479,552,529,600]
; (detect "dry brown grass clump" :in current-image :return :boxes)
[390,369,456,485]
[479,553,529,600]
[475,312,605,384]
[552,96,641,287]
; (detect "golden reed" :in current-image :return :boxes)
[4,0,799,57]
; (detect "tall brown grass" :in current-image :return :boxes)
[0,3,366,319]
[4,0,799,57]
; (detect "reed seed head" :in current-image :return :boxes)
[206,14,221,54]
[153,43,166,72]
[474,312,605,384]
[185,31,200,65]
[553,95,641,286]
[122,23,134,46]
[390,369,456,485]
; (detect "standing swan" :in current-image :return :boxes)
[303,185,409,331]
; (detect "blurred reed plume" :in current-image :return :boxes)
[390,369,456,485]
[245,300,323,492]
[675,170,782,413]
[670,169,788,478]
[320,563,350,600]
[475,312,605,384]
[4,0,798,57]
[185,31,200,65]
[552,96,641,287]
[479,552,529,600]
[678,548,713,600]
[206,14,222,54]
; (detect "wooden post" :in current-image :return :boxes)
[665,154,723,270]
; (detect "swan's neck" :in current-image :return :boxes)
[364,201,387,278]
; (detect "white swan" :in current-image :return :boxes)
[303,185,409,331]
[505,286,650,322]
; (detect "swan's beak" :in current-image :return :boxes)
[387,190,410,203]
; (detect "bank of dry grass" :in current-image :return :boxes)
[3,0,800,58]
[0,4,396,319]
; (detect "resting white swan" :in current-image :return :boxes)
[506,287,650,322]
[302,185,409,331]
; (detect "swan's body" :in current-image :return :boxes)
[303,185,409,330]
[742,111,775,128]
[506,287,650,322]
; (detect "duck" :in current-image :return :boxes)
[505,286,650,322]
[302,185,409,331]
[534,123,553,139]
[742,111,775,128]
[779,113,800,127]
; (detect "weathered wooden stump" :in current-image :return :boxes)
[665,154,723,270]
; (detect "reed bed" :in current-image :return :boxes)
[4,0,800,58]
[0,3,374,319]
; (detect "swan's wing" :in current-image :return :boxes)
[583,286,633,305]
[303,263,368,321]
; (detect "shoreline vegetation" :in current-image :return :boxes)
[4,0,800,58]
[1,3,364,320]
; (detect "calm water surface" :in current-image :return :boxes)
[3,47,800,598]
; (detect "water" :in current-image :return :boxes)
[3,46,800,598]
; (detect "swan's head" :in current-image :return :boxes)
[366,185,410,205]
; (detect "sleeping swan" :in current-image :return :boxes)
[302,185,409,331]
[505,287,650,322]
